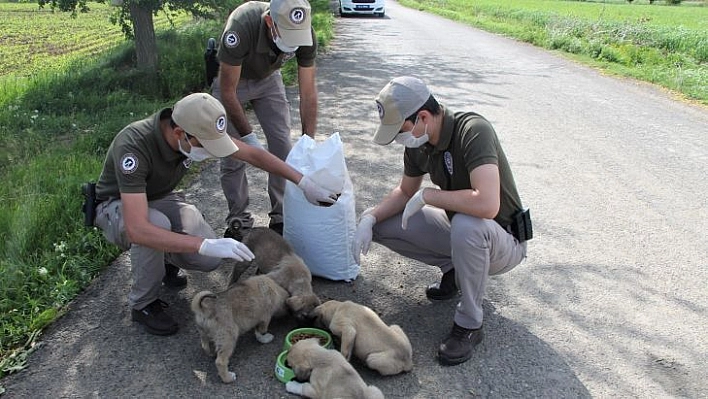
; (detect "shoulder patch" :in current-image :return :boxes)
[224,31,240,48]
[120,153,139,174]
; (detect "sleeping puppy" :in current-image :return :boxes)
[231,227,321,325]
[191,274,289,384]
[285,338,384,399]
[313,300,413,376]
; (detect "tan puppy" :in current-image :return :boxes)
[285,338,384,399]
[231,227,321,324]
[191,274,289,384]
[314,300,413,376]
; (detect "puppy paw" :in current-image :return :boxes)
[220,371,236,384]
[286,381,304,395]
[255,331,274,343]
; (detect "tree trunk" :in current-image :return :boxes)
[128,2,158,69]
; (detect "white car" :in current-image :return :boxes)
[339,0,385,17]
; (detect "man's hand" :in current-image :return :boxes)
[198,238,255,262]
[401,188,427,230]
[239,132,265,150]
[352,211,376,264]
[297,175,339,206]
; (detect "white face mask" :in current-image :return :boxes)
[272,25,299,53]
[394,117,429,148]
[178,137,214,162]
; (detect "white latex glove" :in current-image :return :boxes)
[285,380,304,395]
[239,132,265,150]
[297,175,338,206]
[198,238,255,262]
[401,188,427,230]
[352,212,376,264]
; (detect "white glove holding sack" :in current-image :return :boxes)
[401,188,427,230]
[239,132,265,151]
[352,211,376,264]
[297,175,339,206]
[198,238,255,262]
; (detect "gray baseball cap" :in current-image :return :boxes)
[373,76,430,145]
[270,0,313,47]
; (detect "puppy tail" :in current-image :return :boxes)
[191,290,217,316]
[364,384,385,399]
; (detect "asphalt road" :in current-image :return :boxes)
[2,1,707,398]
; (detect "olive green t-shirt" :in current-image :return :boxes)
[96,109,190,202]
[217,1,317,80]
[403,106,523,228]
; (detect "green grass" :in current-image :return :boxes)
[399,0,708,104]
[0,0,335,379]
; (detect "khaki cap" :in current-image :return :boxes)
[373,76,430,145]
[172,93,237,158]
[270,0,313,47]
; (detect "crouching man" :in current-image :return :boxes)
[93,93,337,336]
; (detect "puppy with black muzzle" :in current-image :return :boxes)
[231,227,321,325]
[285,338,385,399]
[313,300,413,376]
[191,274,289,383]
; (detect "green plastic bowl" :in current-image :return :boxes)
[283,327,333,351]
[274,350,295,383]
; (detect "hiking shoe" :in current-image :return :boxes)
[268,221,284,236]
[162,263,187,288]
[438,323,483,366]
[224,219,249,241]
[425,269,459,300]
[131,299,178,336]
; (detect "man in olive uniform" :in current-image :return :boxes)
[352,77,531,365]
[212,0,319,239]
[94,93,337,336]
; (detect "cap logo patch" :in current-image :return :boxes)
[290,7,306,24]
[120,153,138,174]
[216,115,226,132]
[224,31,239,48]
[376,101,384,120]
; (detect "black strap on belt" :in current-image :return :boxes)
[507,208,533,243]
[81,182,99,227]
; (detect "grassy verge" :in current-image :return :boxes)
[399,0,708,105]
[0,0,335,380]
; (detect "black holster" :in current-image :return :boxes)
[81,182,98,227]
[508,208,533,243]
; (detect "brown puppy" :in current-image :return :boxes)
[285,338,384,399]
[231,227,321,324]
[313,300,413,376]
[191,274,289,383]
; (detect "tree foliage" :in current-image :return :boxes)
[36,0,225,69]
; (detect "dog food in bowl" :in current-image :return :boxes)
[283,327,333,351]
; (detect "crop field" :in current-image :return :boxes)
[0,2,192,78]
[401,0,708,103]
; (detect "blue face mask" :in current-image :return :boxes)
[394,117,429,148]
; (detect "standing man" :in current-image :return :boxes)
[352,77,531,365]
[93,93,337,336]
[212,0,319,240]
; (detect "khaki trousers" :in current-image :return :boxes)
[372,206,527,329]
[94,192,220,309]
[212,71,292,229]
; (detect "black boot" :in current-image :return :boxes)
[438,322,483,366]
[162,263,187,288]
[425,269,458,300]
[131,299,179,336]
